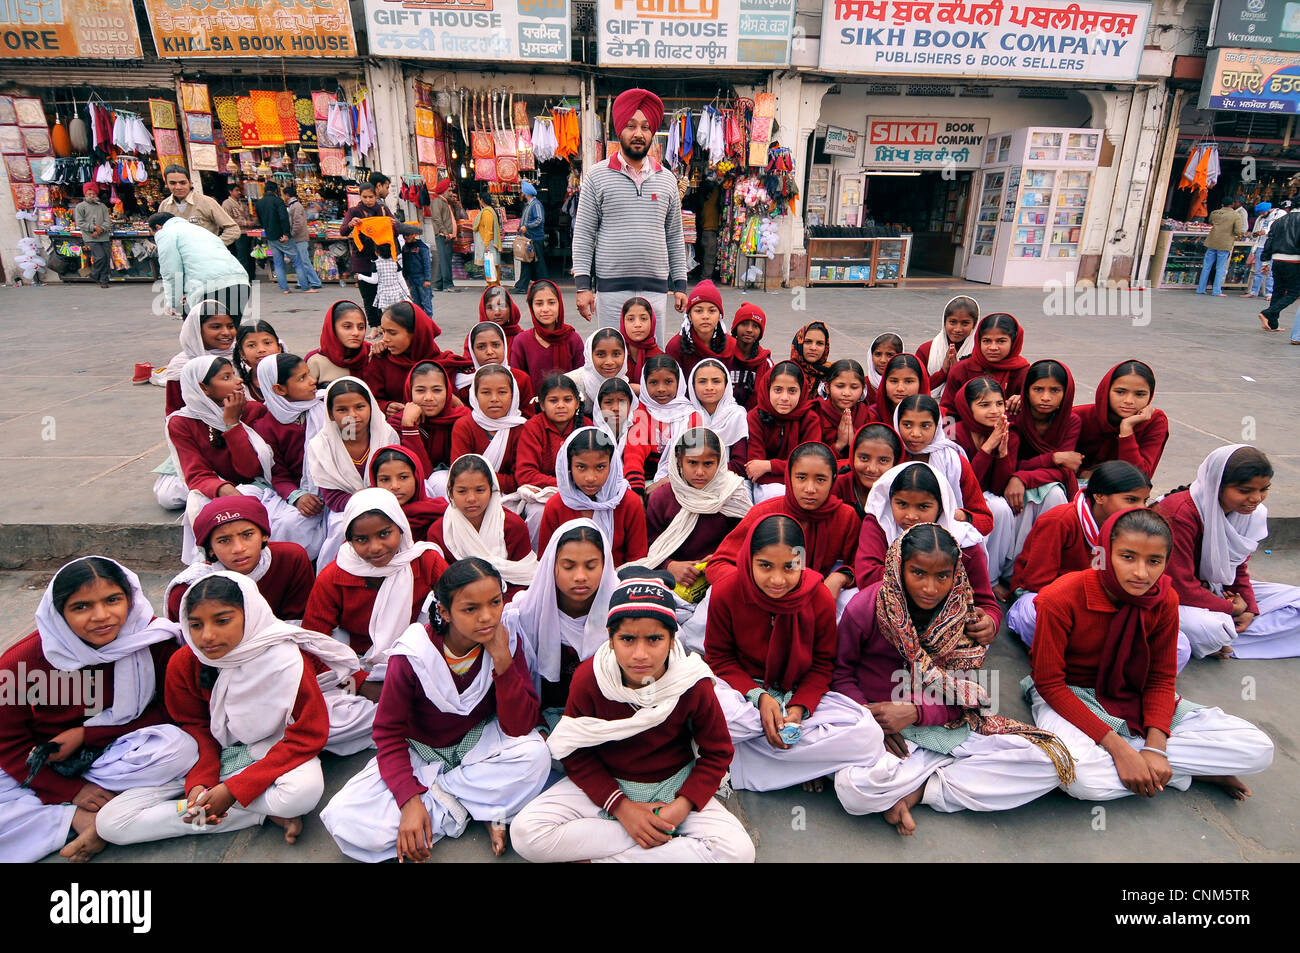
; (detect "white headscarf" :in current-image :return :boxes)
[894,402,970,511]
[181,571,361,758]
[555,426,631,544]
[638,359,697,430]
[1189,444,1269,595]
[643,428,751,569]
[687,357,748,446]
[926,296,978,398]
[305,376,399,494]
[334,488,440,678]
[165,299,235,383]
[864,461,985,549]
[594,379,639,457]
[547,638,714,760]
[36,558,180,728]
[164,355,274,485]
[503,518,618,684]
[468,364,527,471]
[456,321,509,391]
[576,329,629,407]
[256,356,328,494]
[164,546,273,622]
[439,454,539,586]
[390,619,517,717]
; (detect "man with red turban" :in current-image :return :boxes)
[572,87,686,346]
[74,181,113,288]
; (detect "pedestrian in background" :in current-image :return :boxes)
[74,182,112,288]
[284,184,322,294]
[1195,200,1243,297]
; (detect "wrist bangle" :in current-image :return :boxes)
[1139,746,1169,758]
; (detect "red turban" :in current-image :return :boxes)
[612,88,664,134]
[433,179,453,196]
[82,182,100,196]
[193,495,271,547]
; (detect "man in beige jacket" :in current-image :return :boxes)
[1196,201,1244,296]
[158,165,241,245]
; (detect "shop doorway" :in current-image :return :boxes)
[864,170,970,275]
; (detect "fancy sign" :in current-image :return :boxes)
[599,0,795,67]
[819,0,1151,81]
[365,0,569,62]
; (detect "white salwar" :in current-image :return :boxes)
[1180,581,1300,659]
[1011,591,1193,672]
[1026,686,1273,802]
[0,725,198,862]
[320,719,551,862]
[981,484,1069,581]
[713,682,884,792]
[596,289,671,348]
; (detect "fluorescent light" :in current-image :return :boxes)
[864,170,921,176]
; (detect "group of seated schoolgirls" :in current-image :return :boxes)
[9,287,1299,866]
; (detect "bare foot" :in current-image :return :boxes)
[269,815,304,844]
[801,776,827,793]
[882,784,926,836]
[60,810,107,863]
[1209,646,1235,659]
[1200,775,1253,800]
[488,821,508,857]
[1259,313,1274,331]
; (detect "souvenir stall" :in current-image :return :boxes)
[0,89,173,282]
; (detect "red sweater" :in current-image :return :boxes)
[539,493,648,566]
[167,406,267,499]
[454,367,535,417]
[561,661,733,814]
[623,405,702,495]
[1030,570,1180,743]
[705,573,837,716]
[374,633,539,807]
[514,413,589,490]
[1154,490,1258,615]
[746,406,821,487]
[1009,502,1093,594]
[392,415,460,477]
[913,340,949,392]
[167,542,316,623]
[901,447,995,537]
[625,342,666,391]
[665,335,734,381]
[165,645,328,805]
[449,417,524,493]
[831,471,869,518]
[815,398,872,454]
[428,512,533,601]
[1014,413,1081,490]
[300,549,449,660]
[853,516,1003,630]
[0,635,177,805]
[362,353,422,409]
[509,329,583,384]
[644,485,740,568]
[250,412,308,501]
[1073,406,1169,480]
[704,496,860,587]
[953,427,1020,496]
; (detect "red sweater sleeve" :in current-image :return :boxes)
[617,493,649,563]
[853,517,888,589]
[373,654,426,807]
[223,659,328,806]
[449,417,478,465]
[703,578,759,698]
[1010,511,1072,593]
[164,649,224,793]
[1029,579,1115,744]
[494,641,543,738]
[397,422,435,477]
[1159,496,1236,614]
[1118,412,1169,479]
[301,569,345,642]
[1014,414,1080,488]
[168,418,234,499]
[957,458,994,536]
[1141,592,1181,737]
[622,409,655,495]
[558,673,624,813]
[538,496,567,555]
[676,682,735,811]
[515,417,558,489]
[278,544,317,620]
[165,380,183,416]
[790,586,837,716]
[915,341,942,388]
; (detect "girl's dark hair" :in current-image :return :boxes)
[674,427,722,459]
[184,575,244,616]
[195,299,232,324]
[537,371,581,403]
[1110,508,1173,555]
[469,322,505,349]
[526,279,561,308]
[373,448,417,475]
[566,427,616,465]
[884,353,924,381]
[1025,359,1069,390]
[854,423,903,461]
[358,182,377,195]
[409,361,446,386]
[450,453,495,489]
[235,320,279,387]
[892,462,942,502]
[433,557,504,632]
[1085,460,1152,505]
[272,352,307,388]
[383,301,417,333]
[977,312,1019,339]
[1111,360,1155,390]
[789,441,836,472]
[598,376,634,405]
[769,360,804,388]
[826,358,866,388]
[897,393,941,426]
[51,557,131,616]
[483,286,510,310]
[1221,446,1273,488]
[963,376,1004,405]
[620,296,654,320]
[750,514,806,555]
[345,509,397,541]
[643,354,681,384]
[899,523,961,569]
[202,357,234,388]
[474,363,514,393]
[944,296,979,321]
[326,378,370,413]
[871,332,903,354]
[557,524,606,554]
[684,303,727,355]
[332,301,365,324]
[590,328,625,352]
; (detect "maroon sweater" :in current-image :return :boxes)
[1154,490,1259,615]
[374,632,539,807]
[167,542,316,623]
[515,413,589,490]
[509,329,583,384]
[644,485,740,568]
[449,418,524,493]
[1009,501,1093,594]
[250,412,309,501]
[168,405,267,499]
[539,493,649,566]
[745,406,821,487]
[0,635,177,804]
[561,660,733,814]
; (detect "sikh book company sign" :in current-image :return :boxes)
[364,0,569,62]
[599,0,796,67]
[0,0,141,58]
[866,116,988,167]
[819,0,1151,82]
[1199,47,1300,115]
[143,0,356,56]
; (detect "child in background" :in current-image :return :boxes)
[515,373,588,544]
[160,300,238,416]
[949,377,1022,585]
[510,279,583,383]
[358,240,414,313]
[789,321,833,391]
[570,329,629,417]
[832,423,903,518]
[746,361,819,503]
[817,359,870,459]
[916,295,978,399]
[305,301,370,389]
[940,313,1030,417]
[363,301,444,415]
[866,333,903,406]
[624,355,702,496]
[480,285,525,345]
[871,353,929,425]
[454,321,535,413]
[895,393,994,538]
[620,297,663,393]
[729,302,772,409]
[1074,360,1169,481]
[367,445,449,543]
[541,427,649,566]
[687,358,749,477]
[401,229,434,316]
[234,320,282,403]
[449,365,529,495]
[666,280,735,379]
[595,378,637,455]
[391,361,467,497]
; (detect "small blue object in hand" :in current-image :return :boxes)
[779,722,802,746]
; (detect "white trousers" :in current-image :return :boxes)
[522,501,547,551]
[1011,591,1192,672]
[320,719,550,862]
[715,682,884,792]
[835,730,1062,815]
[315,508,348,573]
[676,588,711,655]
[751,482,785,504]
[256,486,327,562]
[1007,485,1067,576]
[1027,687,1273,802]
[426,470,449,501]
[511,775,755,863]
[1180,580,1300,660]
[324,687,377,756]
[153,472,188,511]
[980,491,1015,582]
[95,757,325,845]
[0,724,198,862]
[596,289,671,349]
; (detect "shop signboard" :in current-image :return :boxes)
[819,0,1150,82]
[1210,1,1300,54]
[598,0,795,67]
[865,115,988,167]
[143,0,356,57]
[823,124,859,157]
[0,0,141,58]
[364,0,569,62]
[1199,47,1300,114]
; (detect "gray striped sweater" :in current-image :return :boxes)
[571,152,688,295]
